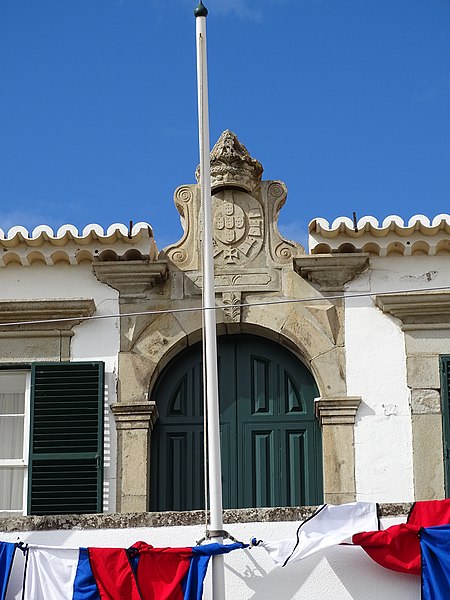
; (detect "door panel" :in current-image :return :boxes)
[150,335,322,511]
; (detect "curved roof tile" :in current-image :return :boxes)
[309,214,450,257]
[0,222,159,267]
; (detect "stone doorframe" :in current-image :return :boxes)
[97,253,368,511]
[112,306,360,512]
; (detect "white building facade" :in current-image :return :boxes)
[1,132,449,599]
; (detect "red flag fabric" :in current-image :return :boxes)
[353,500,450,575]
[88,541,245,599]
[133,541,192,600]
[89,543,193,600]
[88,547,142,600]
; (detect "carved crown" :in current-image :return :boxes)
[195,130,263,193]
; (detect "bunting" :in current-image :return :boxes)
[0,542,16,600]
[4,500,450,599]
[353,499,450,575]
[420,524,450,600]
[261,502,379,566]
[22,541,245,600]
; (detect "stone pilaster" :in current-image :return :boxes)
[111,402,158,512]
[315,396,361,503]
[376,291,449,500]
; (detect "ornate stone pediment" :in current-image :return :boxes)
[164,131,304,280]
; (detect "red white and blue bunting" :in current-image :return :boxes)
[3,500,450,599]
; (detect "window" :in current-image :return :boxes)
[0,371,30,516]
[0,362,104,516]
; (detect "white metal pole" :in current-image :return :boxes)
[194,3,226,599]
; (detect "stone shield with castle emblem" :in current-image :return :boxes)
[212,189,264,265]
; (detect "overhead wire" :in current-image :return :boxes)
[1,284,450,329]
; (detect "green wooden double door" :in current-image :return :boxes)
[150,335,323,511]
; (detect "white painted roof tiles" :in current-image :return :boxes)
[309,214,450,256]
[309,214,450,238]
[0,222,159,266]
[0,222,154,244]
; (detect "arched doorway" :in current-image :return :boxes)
[150,334,323,511]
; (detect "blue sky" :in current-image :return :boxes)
[1,0,449,249]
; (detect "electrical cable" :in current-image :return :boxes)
[1,284,450,328]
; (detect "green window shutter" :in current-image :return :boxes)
[28,362,104,515]
[441,356,450,497]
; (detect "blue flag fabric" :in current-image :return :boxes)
[0,542,17,600]
[183,543,245,599]
[420,525,450,600]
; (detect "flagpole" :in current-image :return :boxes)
[194,3,226,599]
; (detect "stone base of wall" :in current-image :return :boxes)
[0,503,413,532]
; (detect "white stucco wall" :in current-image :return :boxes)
[1,518,419,600]
[345,255,450,502]
[0,262,120,512]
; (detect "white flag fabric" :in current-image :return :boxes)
[261,502,379,566]
[24,546,81,600]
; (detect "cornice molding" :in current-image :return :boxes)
[0,298,95,330]
[315,396,361,425]
[93,260,168,299]
[375,291,450,330]
[111,401,159,430]
[294,254,369,291]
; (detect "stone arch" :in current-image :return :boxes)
[128,298,346,403]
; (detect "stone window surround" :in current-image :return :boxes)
[375,291,450,500]
[0,299,96,363]
[0,298,97,515]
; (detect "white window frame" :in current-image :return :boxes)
[0,369,31,515]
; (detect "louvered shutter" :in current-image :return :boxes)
[28,362,104,515]
[441,356,450,497]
